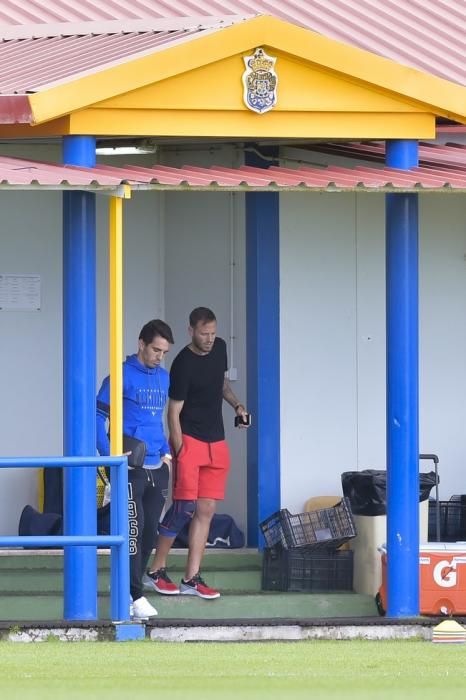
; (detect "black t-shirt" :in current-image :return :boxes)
[169,337,228,442]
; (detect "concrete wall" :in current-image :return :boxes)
[419,195,466,500]
[0,190,63,531]
[279,190,466,511]
[280,192,358,510]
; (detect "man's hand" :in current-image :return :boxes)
[168,398,184,458]
[173,442,183,455]
[235,403,251,428]
[162,454,173,471]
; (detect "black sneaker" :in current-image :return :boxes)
[180,572,220,599]
[144,568,180,595]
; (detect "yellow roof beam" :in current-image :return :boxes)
[0,110,434,139]
[70,109,435,139]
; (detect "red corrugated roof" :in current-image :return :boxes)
[1,146,466,192]
[0,154,124,189]
[0,30,210,94]
[99,162,466,191]
[306,141,466,171]
[0,1,464,86]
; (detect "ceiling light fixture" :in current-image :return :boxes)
[95,145,158,156]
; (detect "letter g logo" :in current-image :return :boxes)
[433,559,457,588]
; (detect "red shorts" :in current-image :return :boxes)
[172,434,230,500]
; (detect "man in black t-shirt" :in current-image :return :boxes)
[146,307,249,599]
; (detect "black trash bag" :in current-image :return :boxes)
[341,469,438,516]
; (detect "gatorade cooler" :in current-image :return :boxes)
[377,543,466,616]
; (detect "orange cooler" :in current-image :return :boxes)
[378,543,466,615]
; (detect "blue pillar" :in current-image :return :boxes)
[385,140,419,617]
[63,135,98,619]
[245,149,281,546]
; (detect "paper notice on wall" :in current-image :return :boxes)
[0,274,41,311]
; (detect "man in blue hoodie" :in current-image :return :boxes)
[96,319,174,620]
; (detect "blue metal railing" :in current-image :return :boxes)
[0,456,129,622]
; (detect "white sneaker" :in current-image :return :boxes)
[129,595,134,617]
[132,596,158,619]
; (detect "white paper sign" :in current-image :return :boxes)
[0,273,41,311]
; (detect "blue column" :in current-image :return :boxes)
[245,149,281,546]
[63,135,98,619]
[385,140,419,617]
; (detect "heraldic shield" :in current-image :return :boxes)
[242,48,278,114]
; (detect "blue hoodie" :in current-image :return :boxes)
[96,354,170,467]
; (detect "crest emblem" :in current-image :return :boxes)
[242,48,278,114]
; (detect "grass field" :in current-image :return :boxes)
[0,639,465,699]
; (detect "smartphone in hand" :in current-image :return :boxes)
[235,413,252,427]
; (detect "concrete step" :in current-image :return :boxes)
[0,568,263,594]
[0,548,264,594]
[142,590,378,620]
[0,591,377,622]
[0,549,262,572]
[0,548,376,624]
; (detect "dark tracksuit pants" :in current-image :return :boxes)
[128,464,169,601]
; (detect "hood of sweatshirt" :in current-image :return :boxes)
[125,353,160,375]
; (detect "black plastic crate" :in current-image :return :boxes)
[428,497,466,542]
[260,497,356,550]
[262,547,353,592]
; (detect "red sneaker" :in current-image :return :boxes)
[180,572,220,599]
[145,568,180,595]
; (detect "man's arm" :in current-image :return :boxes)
[223,377,248,421]
[159,383,171,461]
[96,376,111,455]
[167,398,185,454]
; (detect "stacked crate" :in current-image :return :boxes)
[260,497,357,592]
[428,495,466,542]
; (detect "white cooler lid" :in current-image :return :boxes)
[420,542,466,553]
[379,542,466,554]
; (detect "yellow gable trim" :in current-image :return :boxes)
[96,51,427,114]
[25,15,466,126]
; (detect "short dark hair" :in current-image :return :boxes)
[189,307,217,328]
[139,319,174,345]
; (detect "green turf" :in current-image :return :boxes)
[0,640,465,699]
